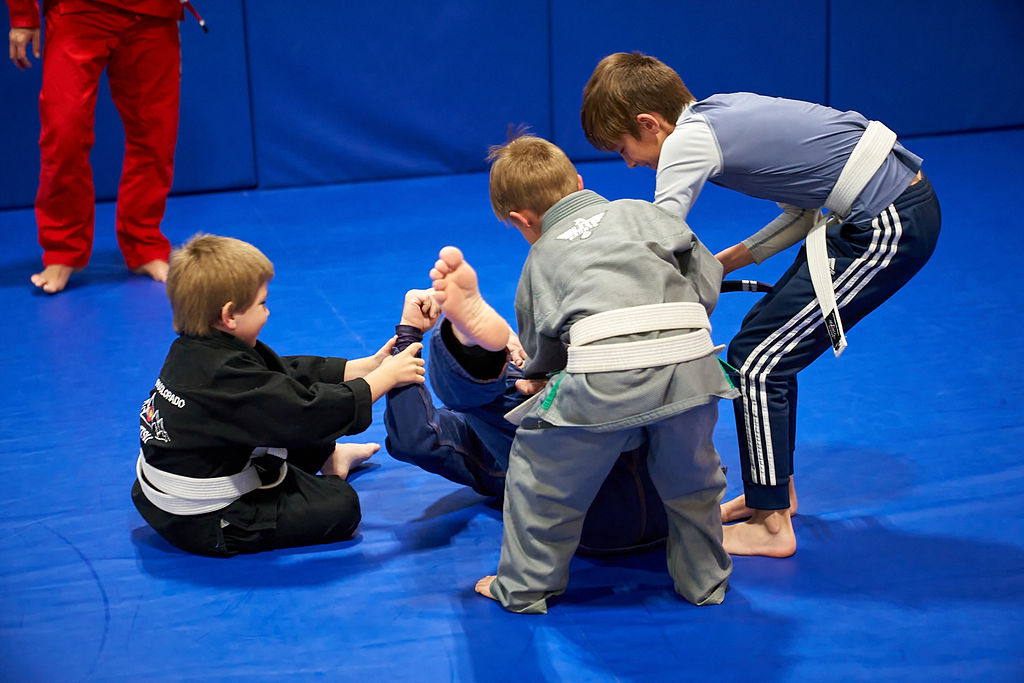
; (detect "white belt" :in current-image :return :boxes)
[807,120,897,357]
[136,446,289,516]
[566,302,722,373]
[503,303,722,426]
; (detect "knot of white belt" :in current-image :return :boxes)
[566,302,722,373]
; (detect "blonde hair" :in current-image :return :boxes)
[166,234,274,336]
[580,51,695,151]
[487,132,579,223]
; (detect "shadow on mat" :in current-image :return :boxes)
[0,249,142,291]
[734,514,1024,607]
[129,489,501,588]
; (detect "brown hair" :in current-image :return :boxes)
[487,132,579,223]
[580,51,695,151]
[166,233,274,336]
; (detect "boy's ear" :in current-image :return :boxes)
[508,211,532,231]
[577,174,584,191]
[508,210,543,244]
[636,113,664,134]
[218,301,237,331]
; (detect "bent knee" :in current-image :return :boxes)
[384,437,432,466]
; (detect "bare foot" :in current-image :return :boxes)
[429,246,509,352]
[321,442,379,479]
[475,575,498,600]
[722,509,796,558]
[721,478,798,523]
[30,264,77,294]
[132,259,169,282]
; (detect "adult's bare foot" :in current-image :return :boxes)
[321,442,379,479]
[132,259,170,282]
[30,264,77,294]
[722,509,796,558]
[721,478,798,523]
[429,246,509,352]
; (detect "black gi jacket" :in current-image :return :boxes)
[140,330,373,477]
[133,331,373,556]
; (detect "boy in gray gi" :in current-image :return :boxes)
[429,134,737,614]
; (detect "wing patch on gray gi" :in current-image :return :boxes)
[556,212,605,241]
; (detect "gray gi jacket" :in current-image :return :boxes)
[515,190,739,431]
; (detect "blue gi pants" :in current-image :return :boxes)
[384,321,668,554]
[728,174,941,509]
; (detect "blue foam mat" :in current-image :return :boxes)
[0,130,1022,682]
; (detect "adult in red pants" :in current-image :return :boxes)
[7,0,183,293]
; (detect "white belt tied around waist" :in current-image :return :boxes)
[136,446,289,516]
[566,302,722,373]
[807,120,898,357]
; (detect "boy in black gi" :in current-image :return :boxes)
[131,234,426,557]
[431,135,737,613]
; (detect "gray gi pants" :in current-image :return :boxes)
[490,400,732,613]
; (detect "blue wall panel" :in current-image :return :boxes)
[550,0,828,162]
[172,2,257,194]
[243,1,551,189]
[0,2,255,210]
[829,0,1024,135]
[0,42,43,210]
[3,0,1021,212]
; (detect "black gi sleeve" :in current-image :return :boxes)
[279,355,348,386]
[194,354,374,447]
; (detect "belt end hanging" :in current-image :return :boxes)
[183,1,209,32]
[824,310,848,357]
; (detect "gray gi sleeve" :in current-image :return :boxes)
[653,115,722,222]
[742,204,819,264]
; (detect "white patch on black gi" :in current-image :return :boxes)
[140,395,171,443]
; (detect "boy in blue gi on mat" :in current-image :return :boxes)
[383,288,669,555]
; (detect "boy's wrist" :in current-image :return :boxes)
[364,365,396,401]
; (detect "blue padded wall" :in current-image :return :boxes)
[169,3,256,195]
[242,0,551,189]
[2,1,1022,210]
[0,32,43,210]
[549,0,828,162]
[829,0,1024,136]
[0,1,255,210]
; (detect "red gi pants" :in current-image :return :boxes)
[37,5,179,269]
